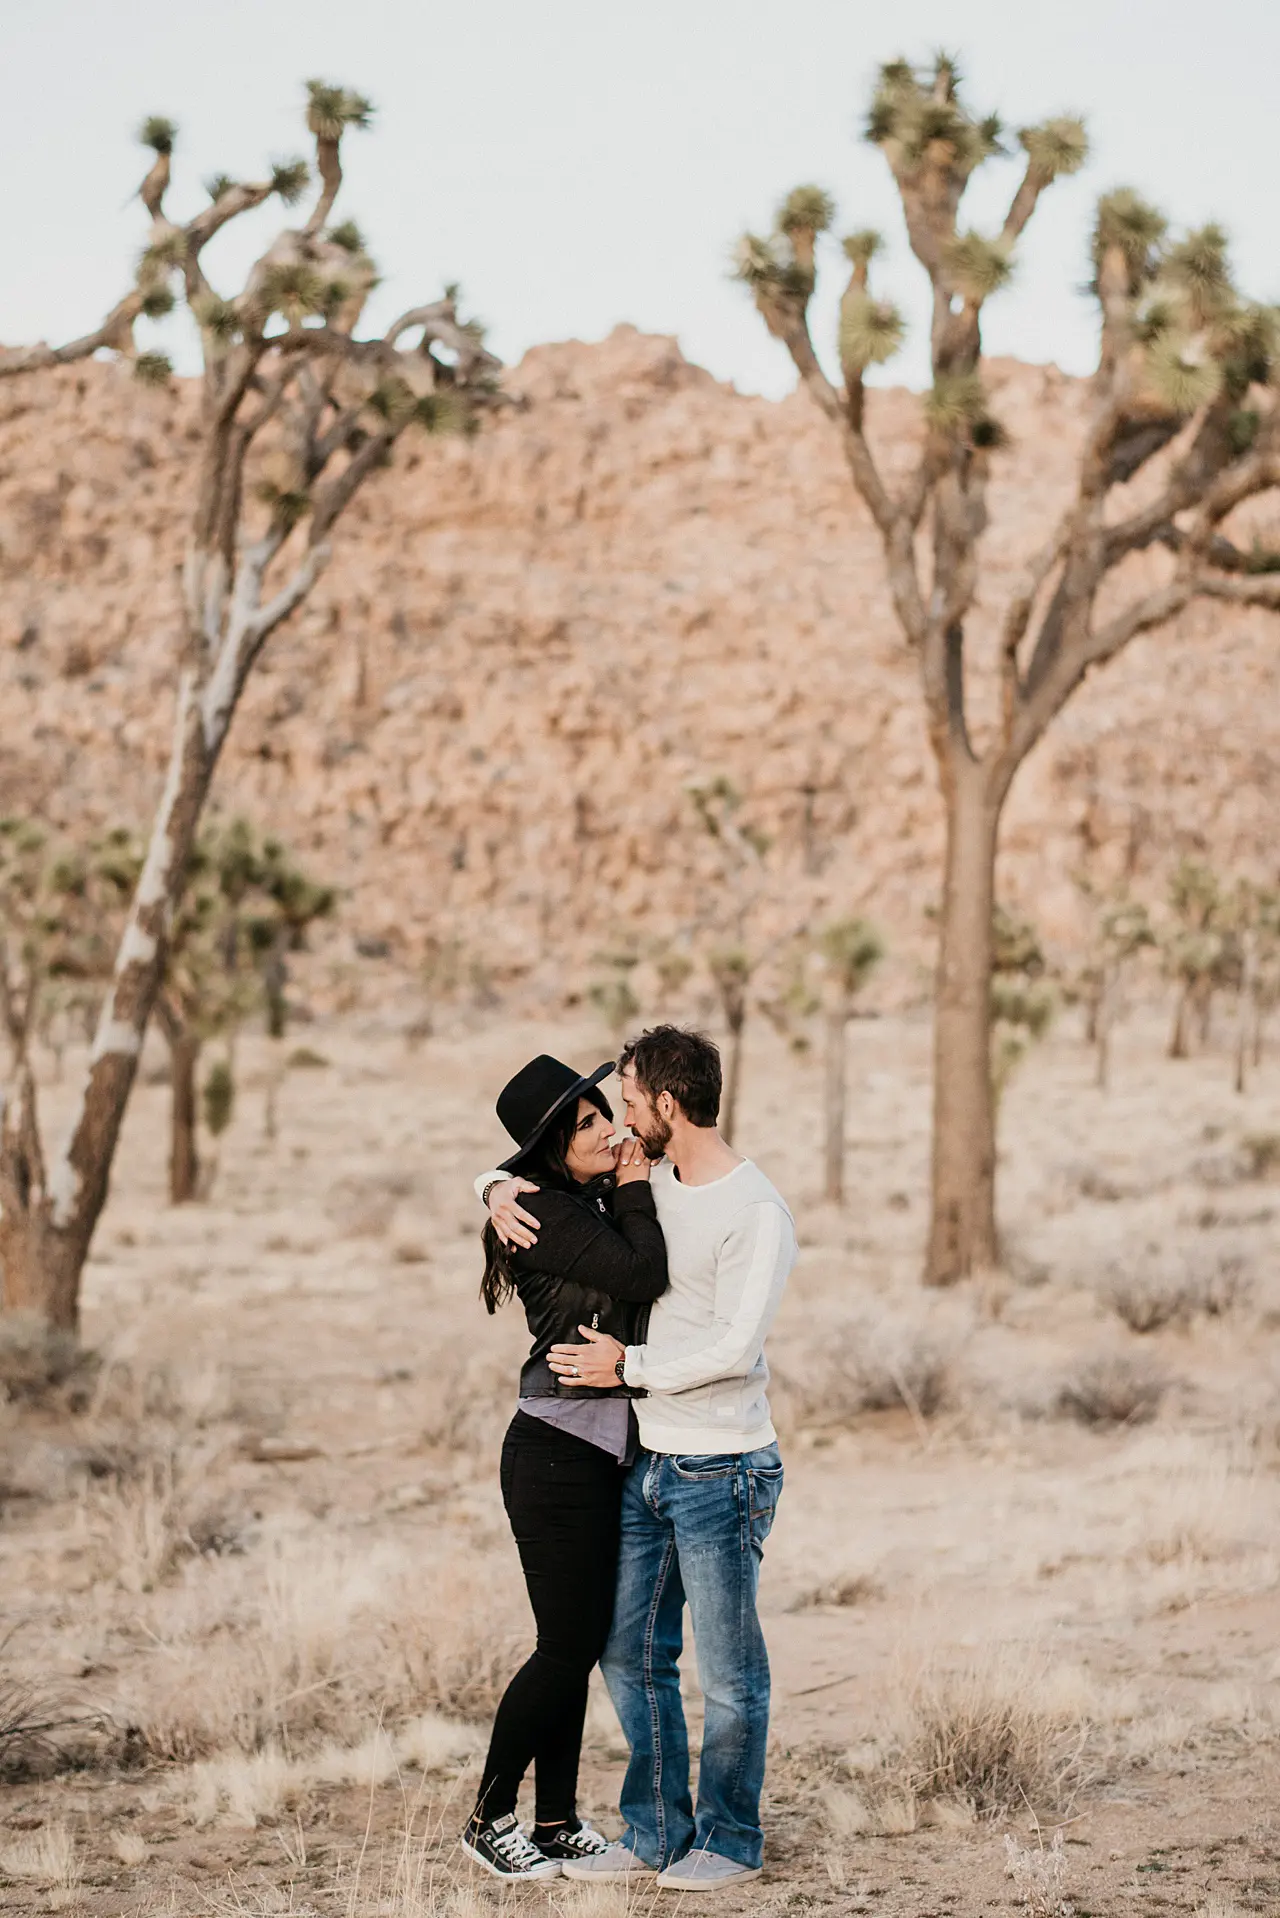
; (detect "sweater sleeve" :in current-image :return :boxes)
[517,1185,668,1303]
[474,1168,508,1201]
[623,1200,792,1393]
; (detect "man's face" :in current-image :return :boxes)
[620,1064,672,1160]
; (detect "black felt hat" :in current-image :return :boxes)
[496,1054,615,1173]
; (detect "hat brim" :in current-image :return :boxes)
[497,1060,616,1173]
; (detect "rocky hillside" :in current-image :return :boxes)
[1,328,1277,1004]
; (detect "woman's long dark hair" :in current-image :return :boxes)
[480,1086,613,1314]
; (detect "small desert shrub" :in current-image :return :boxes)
[1102,1267,1190,1334]
[1241,1132,1280,1181]
[1004,1829,1071,1918]
[0,1678,94,1781]
[1101,1250,1251,1333]
[0,1312,90,1404]
[326,1171,414,1238]
[286,1045,330,1070]
[1057,1352,1167,1426]
[777,1311,957,1431]
[789,1571,883,1612]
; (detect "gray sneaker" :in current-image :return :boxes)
[656,1851,763,1891]
[561,1840,658,1882]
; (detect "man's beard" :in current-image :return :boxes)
[635,1113,672,1161]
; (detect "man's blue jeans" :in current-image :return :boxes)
[600,1444,783,1870]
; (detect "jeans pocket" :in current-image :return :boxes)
[671,1453,737,1480]
[747,1460,783,1527]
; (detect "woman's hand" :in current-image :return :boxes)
[613,1137,652,1185]
[488,1177,541,1250]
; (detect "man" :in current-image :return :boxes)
[478,1024,796,1891]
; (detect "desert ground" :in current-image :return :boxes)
[3,995,1279,1918]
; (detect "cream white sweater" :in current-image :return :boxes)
[476,1156,796,1455]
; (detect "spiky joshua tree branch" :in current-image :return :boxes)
[736,52,1280,1283]
[0,84,500,1328]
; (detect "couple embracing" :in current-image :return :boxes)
[461,1024,797,1891]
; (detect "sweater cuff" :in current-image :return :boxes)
[611,1179,656,1212]
[622,1346,645,1388]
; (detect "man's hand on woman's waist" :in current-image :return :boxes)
[548,1324,627,1387]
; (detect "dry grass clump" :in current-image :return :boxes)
[896,1654,1093,1817]
[417,1349,518,1457]
[1056,1351,1168,1426]
[185,1718,481,1827]
[110,1829,149,1867]
[132,1532,521,1764]
[818,1651,1096,1840]
[1127,1436,1259,1567]
[0,1821,81,1893]
[79,1451,196,1593]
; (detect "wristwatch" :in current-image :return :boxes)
[614,1353,627,1384]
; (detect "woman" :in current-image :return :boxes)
[462,1052,666,1882]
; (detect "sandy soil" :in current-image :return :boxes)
[2,1003,1279,1917]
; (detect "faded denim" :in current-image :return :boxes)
[600,1444,783,1870]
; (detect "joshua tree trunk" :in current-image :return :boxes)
[926,775,1000,1283]
[721,1010,745,1147]
[822,1006,847,1203]
[1234,931,1256,1094]
[1169,985,1193,1060]
[169,1032,200,1202]
[158,999,202,1205]
[1094,968,1114,1092]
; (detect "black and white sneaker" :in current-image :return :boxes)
[461,1813,561,1879]
[532,1819,611,1862]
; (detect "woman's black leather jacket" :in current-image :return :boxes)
[508,1177,668,1399]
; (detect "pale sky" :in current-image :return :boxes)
[4,0,1278,395]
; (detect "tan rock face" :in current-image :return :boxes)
[1,327,1277,1003]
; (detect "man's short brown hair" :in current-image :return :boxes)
[618,1025,721,1128]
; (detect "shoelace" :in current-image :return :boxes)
[493,1827,548,1870]
[560,1826,608,1854]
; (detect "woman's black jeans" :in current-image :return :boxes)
[474,1410,625,1826]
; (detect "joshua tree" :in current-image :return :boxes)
[1216,876,1280,1092]
[1160,858,1228,1059]
[814,918,884,1202]
[706,947,752,1145]
[588,950,641,1054]
[156,820,333,1199]
[687,777,772,1145]
[1075,886,1154,1089]
[0,86,498,1328]
[737,52,1280,1281]
[0,822,128,1091]
[989,907,1055,1107]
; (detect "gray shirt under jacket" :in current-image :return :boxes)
[516,1395,638,1464]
